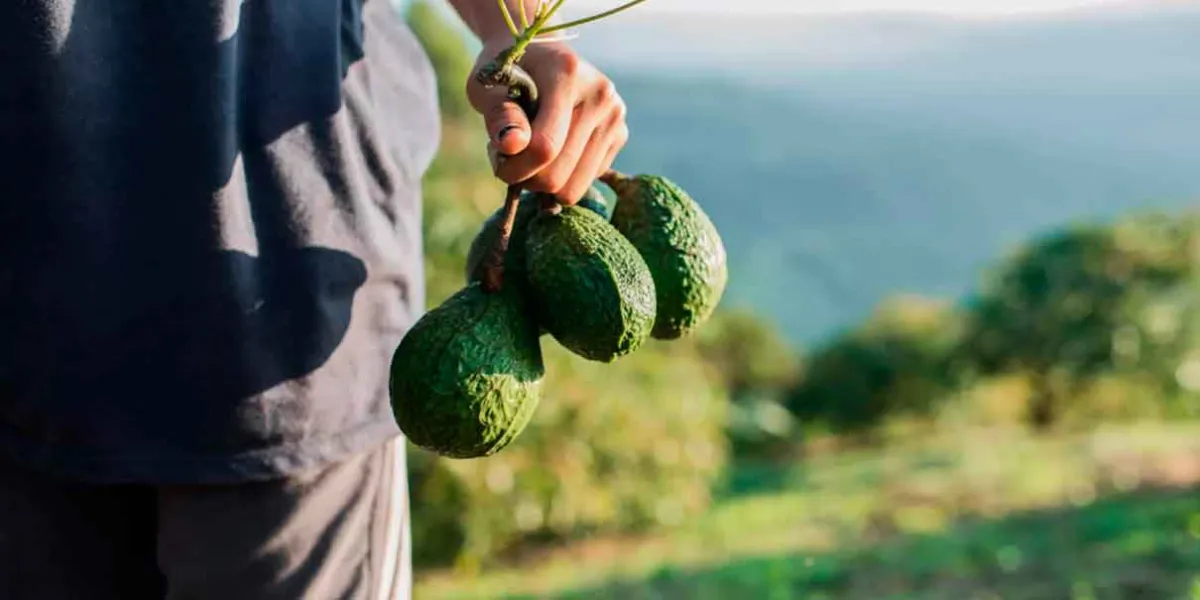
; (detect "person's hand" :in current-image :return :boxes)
[467,39,628,205]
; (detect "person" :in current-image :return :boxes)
[0,0,627,598]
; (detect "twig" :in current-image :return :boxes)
[541,0,648,34]
[497,0,521,37]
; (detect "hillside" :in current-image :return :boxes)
[560,4,1200,344]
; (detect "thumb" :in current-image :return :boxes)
[482,96,533,158]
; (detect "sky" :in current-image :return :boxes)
[566,0,1127,16]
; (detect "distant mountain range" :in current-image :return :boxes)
[554,2,1200,346]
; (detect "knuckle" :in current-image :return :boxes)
[595,78,618,104]
[557,52,582,77]
[614,126,630,149]
[538,169,571,194]
[561,185,585,204]
[549,172,573,194]
[611,100,628,126]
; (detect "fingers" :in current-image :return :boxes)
[471,44,628,203]
[493,57,578,184]
[522,103,602,204]
[557,114,628,204]
[482,95,533,158]
[506,83,628,203]
[599,124,627,176]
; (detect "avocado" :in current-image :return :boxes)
[605,172,728,340]
[389,282,544,459]
[464,187,612,284]
[525,205,656,362]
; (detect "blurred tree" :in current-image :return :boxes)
[786,295,962,440]
[957,210,1200,429]
[695,308,802,401]
[694,309,802,457]
[404,0,502,307]
[426,341,728,571]
[405,0,476,120]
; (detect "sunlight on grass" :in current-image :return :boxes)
[415,422,1200,600]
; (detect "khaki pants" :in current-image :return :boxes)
[0,437,411,600]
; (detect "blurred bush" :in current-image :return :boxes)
[694,309,802,458]
[785,295,963,441]
[406,0,477,121]
[957,211,1200,429]
[412,341,728,570]
[784,210,1200,442]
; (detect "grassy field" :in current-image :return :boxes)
[414,423,1200,600]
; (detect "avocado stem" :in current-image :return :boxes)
[475,6,553,296]
[599,168,633,195]
[482,185,524,293]
[539,0,650,35]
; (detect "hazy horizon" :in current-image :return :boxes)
[399,0,1200,345]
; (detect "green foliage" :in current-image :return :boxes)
[539,487,1200,600]
[412,340,729,570]
[786,295,963,438]
[406,0,476,119]
[959,210,1200,428]
[694,309,802,456]
[775,210,1200,439]
[696,309,801,399]
[415,423,1200,600]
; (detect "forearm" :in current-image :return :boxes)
[448,0,558,42]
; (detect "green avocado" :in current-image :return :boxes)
[525,205,656,362]
[389,282,544,459]
[606,172,728,340]
[464,186,612,285]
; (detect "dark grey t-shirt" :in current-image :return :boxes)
[0,0,440,484]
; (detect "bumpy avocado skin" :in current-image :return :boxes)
[525,206,656,362]
[608,174,728,340]
[464,188,612,284]
[389,282,544,459]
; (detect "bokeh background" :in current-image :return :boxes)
[393,1,1200,597]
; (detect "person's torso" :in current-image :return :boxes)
[0,0,441,483]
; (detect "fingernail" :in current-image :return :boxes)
[497,124,519,141]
